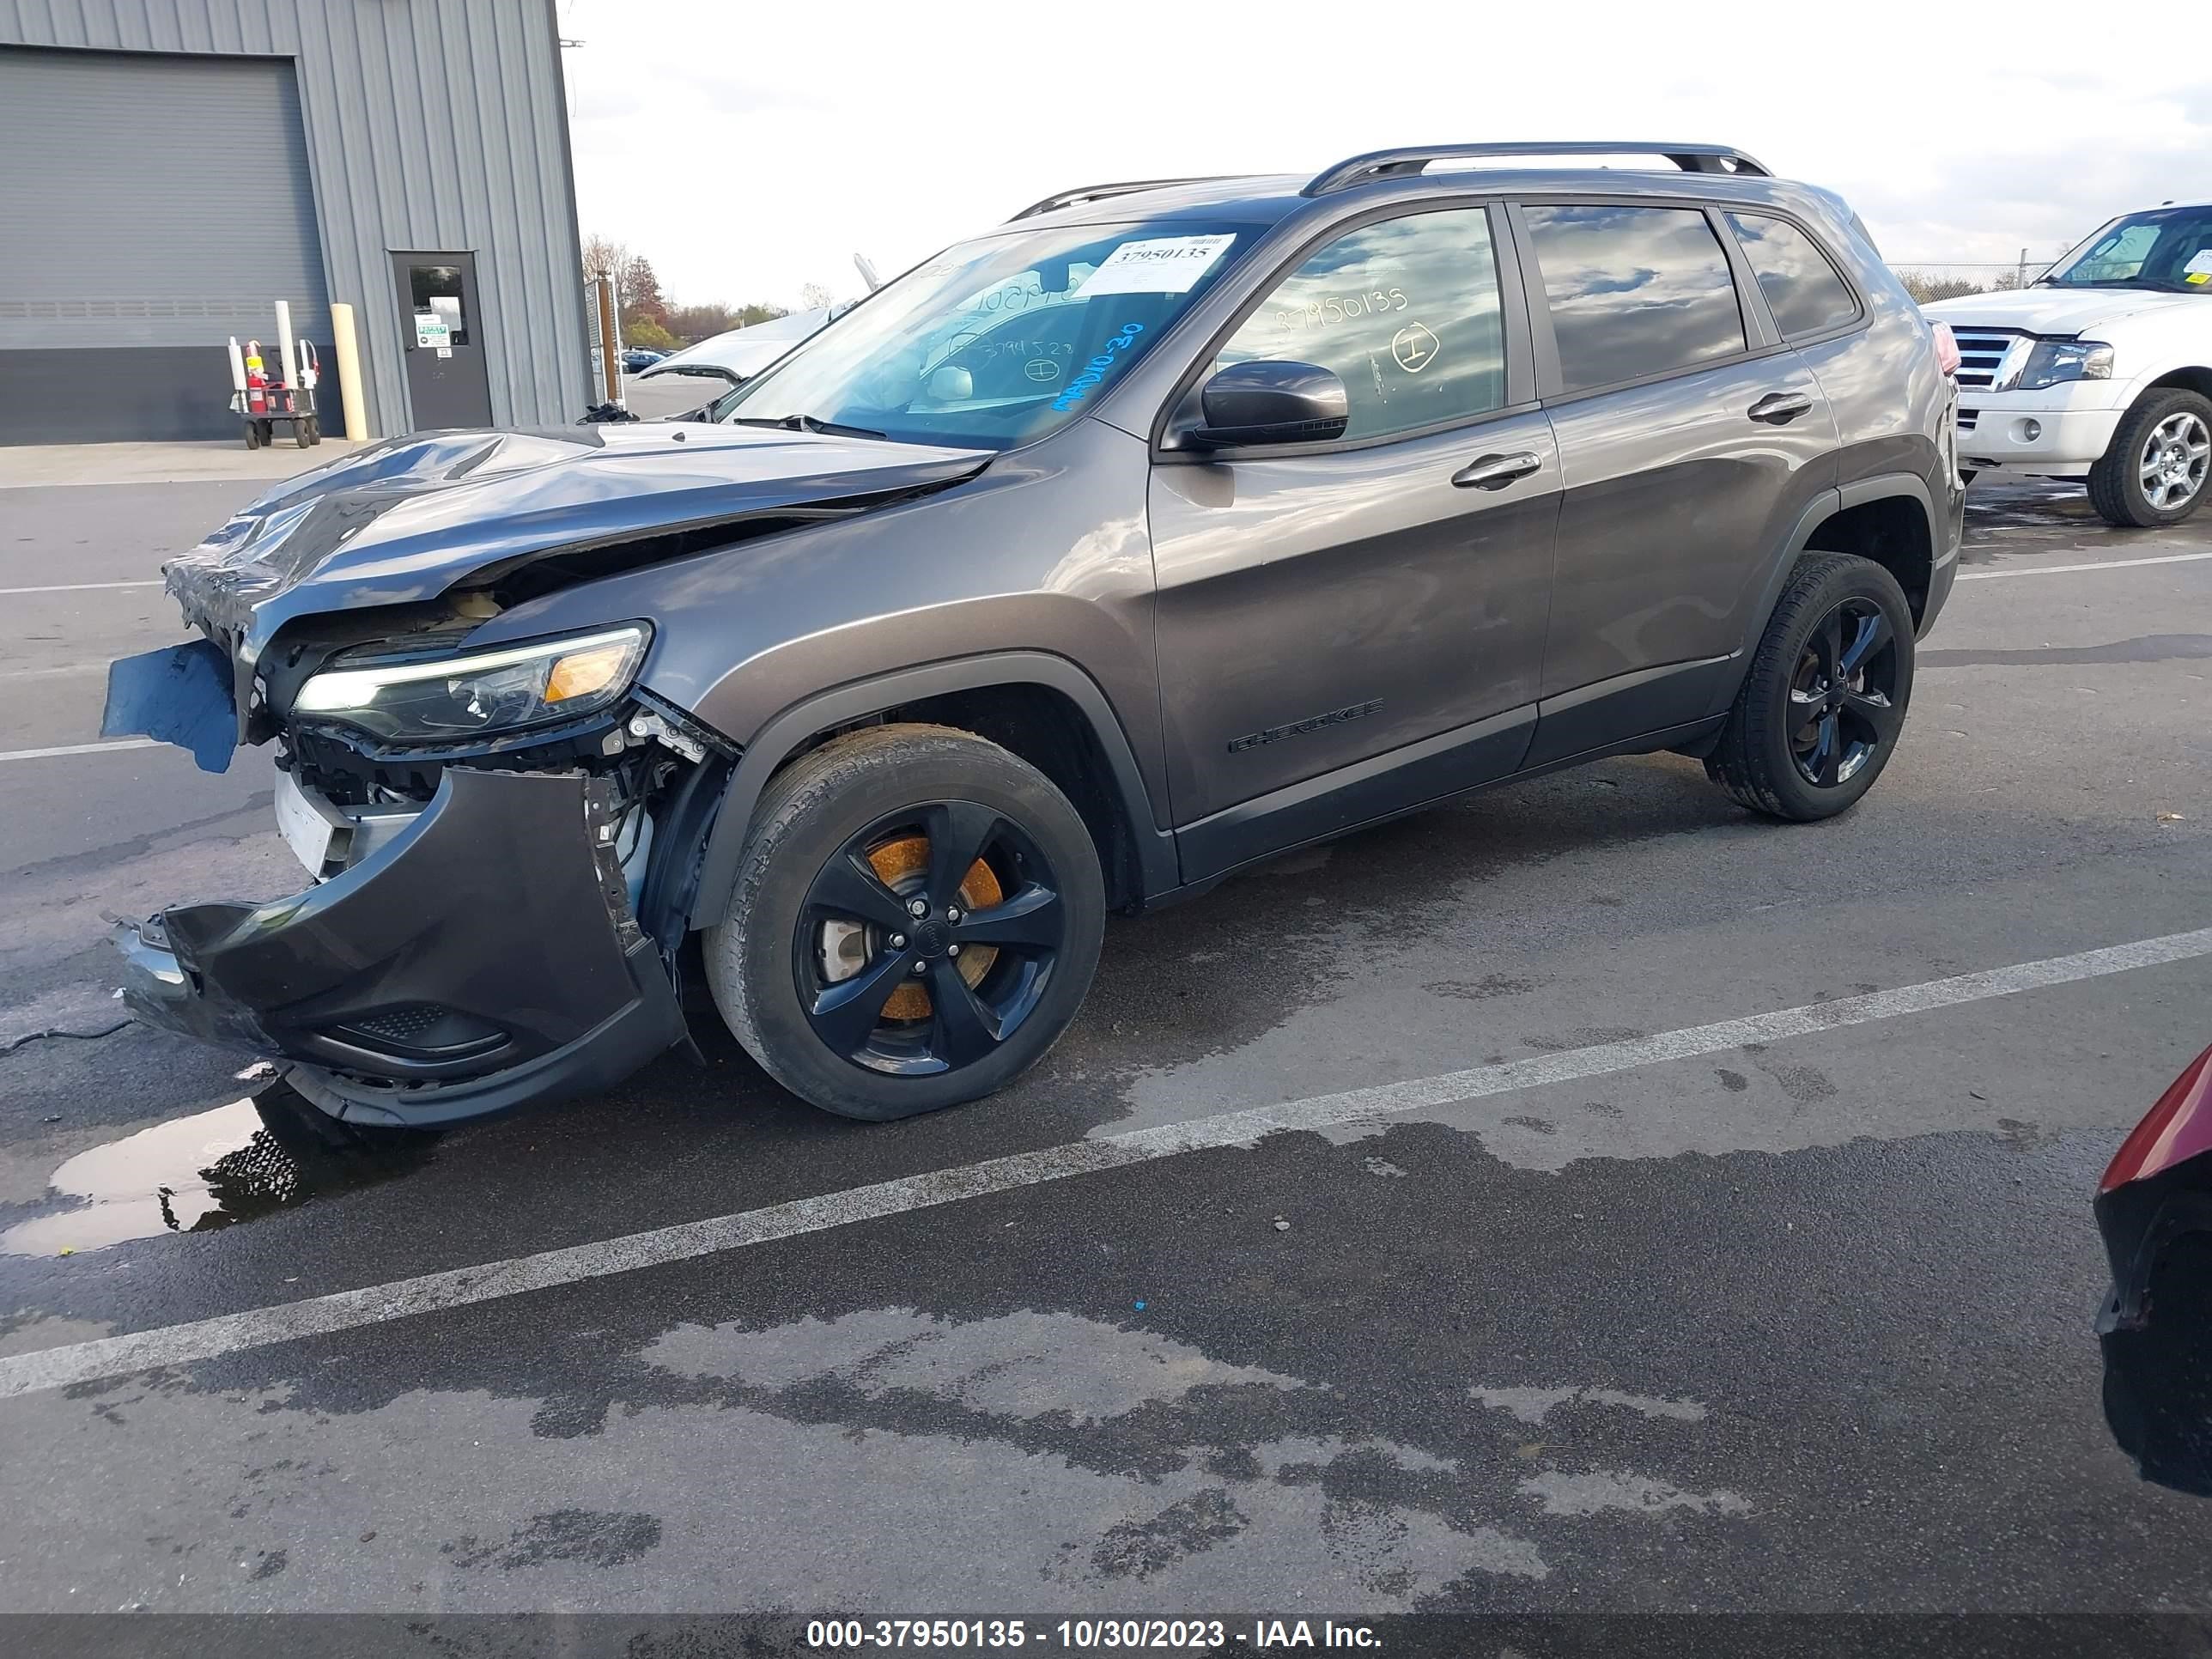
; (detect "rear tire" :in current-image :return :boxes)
[1705,552,1915,822]
[2088,389,2212,527]
[706,724,1106,1121]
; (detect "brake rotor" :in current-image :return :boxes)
[865,834,1001,1022]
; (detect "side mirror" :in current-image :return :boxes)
[1189,361,1349,447]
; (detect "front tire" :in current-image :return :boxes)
[1705,551,1915,822]
[2088,389,2212,528]
[706,724,1106,1121]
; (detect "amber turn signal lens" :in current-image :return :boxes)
[544,641,634,703]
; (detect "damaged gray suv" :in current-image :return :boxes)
[107,142,1962,1130]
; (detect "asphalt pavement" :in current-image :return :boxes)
[2,453,2209,1638]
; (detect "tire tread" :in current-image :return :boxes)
[2089,389,2212,530]
[705,723,1103,1117]
[1705,551,1911,821]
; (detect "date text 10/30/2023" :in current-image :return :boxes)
[805,1619,1382,1650]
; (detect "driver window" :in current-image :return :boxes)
[1210,207,1506,441]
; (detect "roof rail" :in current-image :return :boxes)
[1304,143,1771,198]
[1008,176,1235,222]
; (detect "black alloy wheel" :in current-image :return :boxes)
[1705,550,1916,823]
[797,800,1067,1077]
[706,724,1106,1121]
[1786,596,1901,789]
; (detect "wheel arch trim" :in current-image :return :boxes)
[687,651,1174,930]
[1727,485,1843,684]
[1731,474,1942,670]
[1836,470,1937,522]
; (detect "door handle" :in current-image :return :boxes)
[1748,391,1814,424]
[1451,451,1542,489]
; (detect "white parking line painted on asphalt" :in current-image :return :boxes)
[0,738,160,764]
[3,923,2209,1401]
[1957,550,2212,581]
[0,580,165,596]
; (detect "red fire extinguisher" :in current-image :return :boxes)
[244,341,268,415]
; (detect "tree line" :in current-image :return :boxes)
[581,234,799,352]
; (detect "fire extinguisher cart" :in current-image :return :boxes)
[228,313,325,451]
[231,385,322,451]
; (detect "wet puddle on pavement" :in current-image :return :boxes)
[3,1083,432,1256]
[1961,480,2102,544]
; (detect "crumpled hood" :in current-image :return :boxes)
[1921,286,2197,337]
[162,422,992,668]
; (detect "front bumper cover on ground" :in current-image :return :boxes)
[112,766,688,1127]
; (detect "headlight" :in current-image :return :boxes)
[292,624,649,742]
[2013,338,2113,392]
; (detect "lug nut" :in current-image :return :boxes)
[947,944,962,957]
[946,907,962,922]
[908,897,929,918]
[910,960,927,975]
[889,933,906,949]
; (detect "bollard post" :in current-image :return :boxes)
[330,302,371,441]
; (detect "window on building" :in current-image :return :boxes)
[406,264,471,347]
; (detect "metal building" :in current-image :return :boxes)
[0,0,589,444]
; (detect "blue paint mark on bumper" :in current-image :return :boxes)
[101,640,237,773]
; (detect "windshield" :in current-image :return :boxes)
[717,219,1251,449]
[2041,205,2212,295]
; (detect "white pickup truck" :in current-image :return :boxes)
[1923,202,2212,526]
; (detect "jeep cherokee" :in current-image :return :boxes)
[105,141,1963,1128]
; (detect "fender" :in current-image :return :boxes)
[686,650,1176,930]
[1837,469,1955,637]
[1716,470,1944,706]
[1708,486,1841,715]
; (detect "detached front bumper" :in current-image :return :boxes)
[113,767,688,1127]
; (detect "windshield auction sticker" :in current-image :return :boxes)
[1076,234,1237,296]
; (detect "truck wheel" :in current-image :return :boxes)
[2088,389,2212,527]
[1705,552,1916,822]
[706,724,1106,1121]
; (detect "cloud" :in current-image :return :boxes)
[557,0,2209,307]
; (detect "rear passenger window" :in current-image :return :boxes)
[1210,207,1505,441]
[1725,213,1859,338]
[1522,204,1747,391]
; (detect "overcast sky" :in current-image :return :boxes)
[559,0,2209,312]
